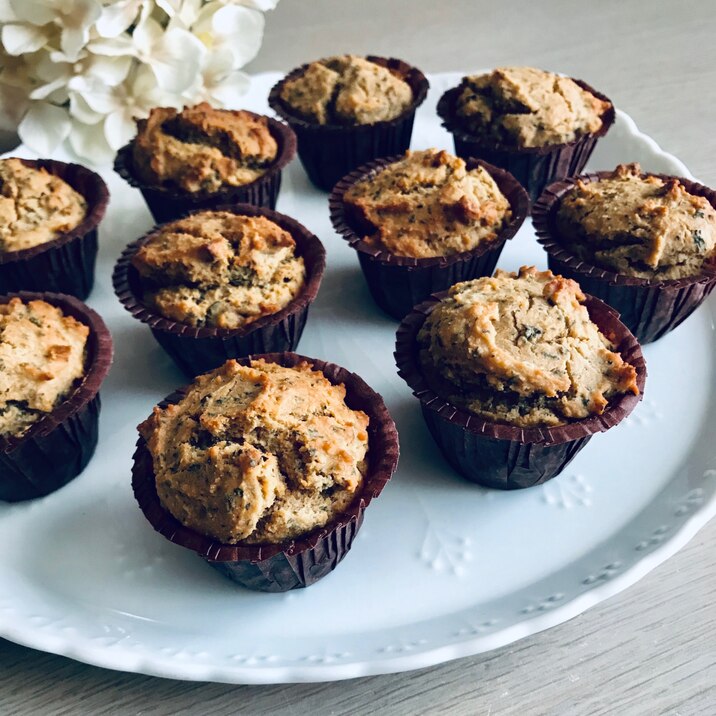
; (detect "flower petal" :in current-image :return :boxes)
[10,0,55,25]
[212,5,264,67]
[60,25,90,62]
[18,102,71,155]
[0,0,18,23]
[68,90,105,124]
[104,109,135,150]
[87,35,137,57]
[205,69,250,107]
[68,118,115,164]
[151,28,205,93]
[235,0,280,11]
[2,23,48,55]
[96,0,143,38]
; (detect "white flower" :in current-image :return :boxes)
[131,2,206,93]
[71,65,175,150]
[18,101,71,155]
[95,0,144,38]
[31,48,132,103]
[192,1,264,68]
[187,47,248,106]
[0,51,31,131]
[67,116,114,163]
[5,0,103,61]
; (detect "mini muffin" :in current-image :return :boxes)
[114,103,297,222]
[395,267,646,489]
[0,158,109,298]
[113,204,326,376]
[330,149,529,318]
[533,164,716,343]
[437,67,614,201]
[269,55,429,191]
[0,292,113,501]
[131,353,399,591]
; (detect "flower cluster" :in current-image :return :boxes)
[0,0,277,163]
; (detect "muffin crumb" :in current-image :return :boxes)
[418,266,638,427]
[343,149,512,258]
[0,159,87,253]
[556,163,716,279]
[131,211,306,330]
[455,67,610,148]
[139,359,370,544]
[132,103,278,193]
[0,298,88,438]
[280,55,412,125]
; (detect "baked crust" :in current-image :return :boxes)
[343,149,511,258]
[0,298,88,438]
[418,266,638,427]
[139,359,370,544]
[131,103,278,193]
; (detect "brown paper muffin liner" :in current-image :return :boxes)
[113,112,297,224]
[0,291,113,501]
[131,351,400,592]
[0,159,109,299]
[113,203,326,377]
[329,156,530,319]
[268,56,429,192]
[395,293,646,489]
[532,171,716,344]
[436,79,615,203]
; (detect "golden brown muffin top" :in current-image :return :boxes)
[131,211,306,330]
[139,359,370,544]
[556,163,716,280]
[279,55,413,125]
[131,103,278,193]
[0,159,87,253]
[455,67,610,148]
[418,267,638,427]
[343,149,512,258]
[0,298,88,438]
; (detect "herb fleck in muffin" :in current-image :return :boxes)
[417,266,639,427]
[131,103,279,193]
[343,149,512,258]
[0,297,88,439]
[454,67,611,148]
[279,55,413,126]
[138,358,370,544]
[131,210,306,330]
[555,163,716,280]
[0,158,87,252]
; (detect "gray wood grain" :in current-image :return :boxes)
[2,1,716,713]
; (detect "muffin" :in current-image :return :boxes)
[437,67,615,201]
[269,55,429,191]
[329,149,529,319]
[0,158,109,298]
[131,353,400,591]
[114,103,297,223]
[0,292,113,501]
[533,164,716,343]
[113,204,326,376]
[395,267,646,489]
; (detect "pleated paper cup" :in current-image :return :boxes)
[269,56,429,192]
[329,156,529,319]
[395,293,646,490]
[532,170,716,344]
[0,291,113,502]
[131,352,400,592]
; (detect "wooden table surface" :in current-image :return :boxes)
[2,1,715,713]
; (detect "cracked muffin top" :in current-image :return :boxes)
[343,149,512,258]
[131,211,306,330]
[279,55,413,125]
[0,159,87,253]
[0,298,88,439]
[131,103,278,193]
[417,266,639,427]
[453,67,611,149]
[555,163,716,280]
[139,358,370,544]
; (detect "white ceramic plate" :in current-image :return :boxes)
[1,72,715,684]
